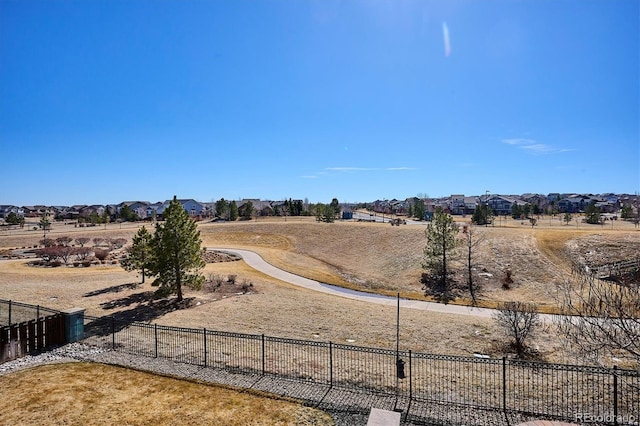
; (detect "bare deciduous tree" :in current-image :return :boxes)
[74,237,91,247]
[55,236,73,246]
[36,245,76,265]
[493,301,540,357]
[40,238,55,247]
[75,247,92,261]
[555,271,640,366]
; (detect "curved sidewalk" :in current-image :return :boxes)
[211,248,508,319]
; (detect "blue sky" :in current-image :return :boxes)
[1,0,638,206]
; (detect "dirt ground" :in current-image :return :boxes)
[0,215,638,363]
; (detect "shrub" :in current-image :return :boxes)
[493,301,540,358]
[82,260,92,267]
[502,269,514,290]
[94,248,109,261]
[241,279,253,293]
[227,274,237,284]
[209,274,225,287]
[50,260,62,268]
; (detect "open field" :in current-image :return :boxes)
[0,362,332,425]
[1,216,638,362]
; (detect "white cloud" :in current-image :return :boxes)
[502,138,574,155]
[301,175,318,179]
[502,138,535,146]
[325,166,416,172]
[325,167,373,171]
[520,143,556,153]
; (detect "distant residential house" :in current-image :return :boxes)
[387,199,408,215]
[449,195,466,215]
[156,199,204,218]
[373,200,392,214]
[54,206,79,220]
[463,197,478,215]
[21,206,36,217]
[146,202,164,219]
[119,201,150,219]
[599,193,620,211]
[259,204,275,217]
[200,202,215,218]
[0,205,23,219]
[595,201,617,214]
[619,194,640,210]
[557,195,593,213]
[51,206,69,214]
[52,206,78,220]
[487,195,520,216]
[240,199,264,215]
[546,193,562,203]
[522,194,548,212]
[21,205,53,217]
[79,205,106,218]
[184,199,203,216]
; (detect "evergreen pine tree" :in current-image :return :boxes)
[149,197,205,301]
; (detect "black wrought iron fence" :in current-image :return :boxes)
[3,300,639,424]
[0,299,60,326]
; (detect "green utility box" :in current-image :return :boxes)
[62,308,85,343]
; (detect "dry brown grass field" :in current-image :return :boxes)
[0,362,332,425]
[1,216,638,362]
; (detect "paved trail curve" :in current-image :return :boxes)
[210,248,502,319]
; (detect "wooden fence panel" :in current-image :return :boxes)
[28,320,37,353]
[10,325,21,360]
[18,322,28,356]
[0,314,65,364]
[37,317,45,350]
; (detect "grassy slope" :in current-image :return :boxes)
[0,363,332,426]
[0,217,638,358]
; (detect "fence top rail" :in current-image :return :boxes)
[156,324,206,334]
[0,299,61,314]
[9,300,640,376]
[332,343,397,356]
[412,352,502,365]
[507,357,622,375]
[265,335,330,348]
[1,313,62,330]
[206,329,262,340]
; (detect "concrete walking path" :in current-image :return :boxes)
[210,248,549,320]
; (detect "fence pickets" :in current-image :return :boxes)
[0,314,65,363]
[2,299,639,424]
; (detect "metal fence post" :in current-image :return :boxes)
[154,324,158,358]
[613,366,618,426]
[203,328,207,368]
[37,305,40,320]
[261,334,265,375]
[502,356,507,416]
[8,300,11,325]
[111,315,115,350]
[409,349,412,401]
[329,341,333,388]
